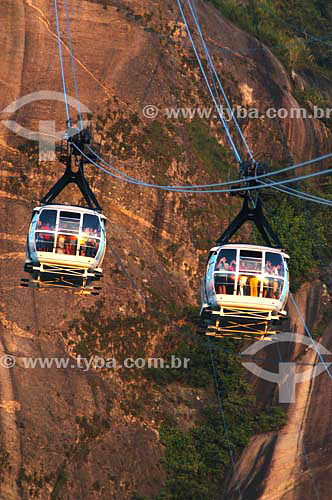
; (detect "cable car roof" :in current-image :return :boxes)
[32,204,107,220]
[209,243,289,258]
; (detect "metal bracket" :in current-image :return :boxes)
[216,194,282,248]
[40,143,101,211]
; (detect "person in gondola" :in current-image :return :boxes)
[263,261,273,297]
[238,260,248,296]
[67,234,77,255]
[216,256,228,270]
[229,259,236,272]
[272,278,280,299]
[269,265,281,298]
[36,220,51,252]
[56,235,66,254]
[79,237,87,256]
[273,264,281,276]
[226,259,236,294]
[38,220,50,231]
[249,274,259,297]
[216,257,228,294]
[87,238,97,257]
[265,260,273,274]
[36,234,45,252]
[239,274,248,295]
[263,277,269,298]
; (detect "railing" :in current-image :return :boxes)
[35,231,100,258]
[214,272,284,299]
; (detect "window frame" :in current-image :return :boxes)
[213,248,286,299]
[35,209,102,258]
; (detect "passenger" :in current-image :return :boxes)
[239,260,247,272]
[37,219,53,243]
[68,234,77,255]
[80,237,87,256]
[217,278,227,295]
[264,277,275,298]
[272,279,280,299]
[224,260,236,295]
[225,274,235,295]
[37,234,45,252]
[56,235,66,254]
[252,261,260,272]
[84,239,91,257]
[239,275,248,296]
[265,260,273,274]
[36,234,45,252]
[83,225,99,237]
[220,284,227,294]
[249,275,259,297]
[216,256,228,271]
[87,239,97,257]
[44,233,53,252]
[273,264,281,276]
[63,236,70,255]
[64,236,70,255]
[229,260,236,272]
[265,278,275,298]
[39,233,53,252]
[61,221,71,233]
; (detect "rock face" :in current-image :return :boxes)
[224,281,332,500]
[0,1,332,499]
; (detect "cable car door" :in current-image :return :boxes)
[28,210,39,260]
[206,251,218,307]
[279,257,289,306]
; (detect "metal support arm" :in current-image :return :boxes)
[216,195,282,248]
[40,148,101,211]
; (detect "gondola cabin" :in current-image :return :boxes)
[200,244,289,338]
[24,205,106,292]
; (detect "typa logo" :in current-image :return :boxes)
[0,91,91,160]
[241,332,332,403]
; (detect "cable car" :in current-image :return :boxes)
[201,244,289,338]
[24,205,106,292]
[200,186,290,339]
[22,130,106,294]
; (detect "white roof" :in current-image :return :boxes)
[210,243,289,258]
[33,204,106,219]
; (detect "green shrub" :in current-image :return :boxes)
[156,338,286,499]
[210,0,332,76]
[187,119,231,177]
[254,194,331,289]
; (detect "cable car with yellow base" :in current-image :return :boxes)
[200,187,289,339]
[21,129,106,295]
